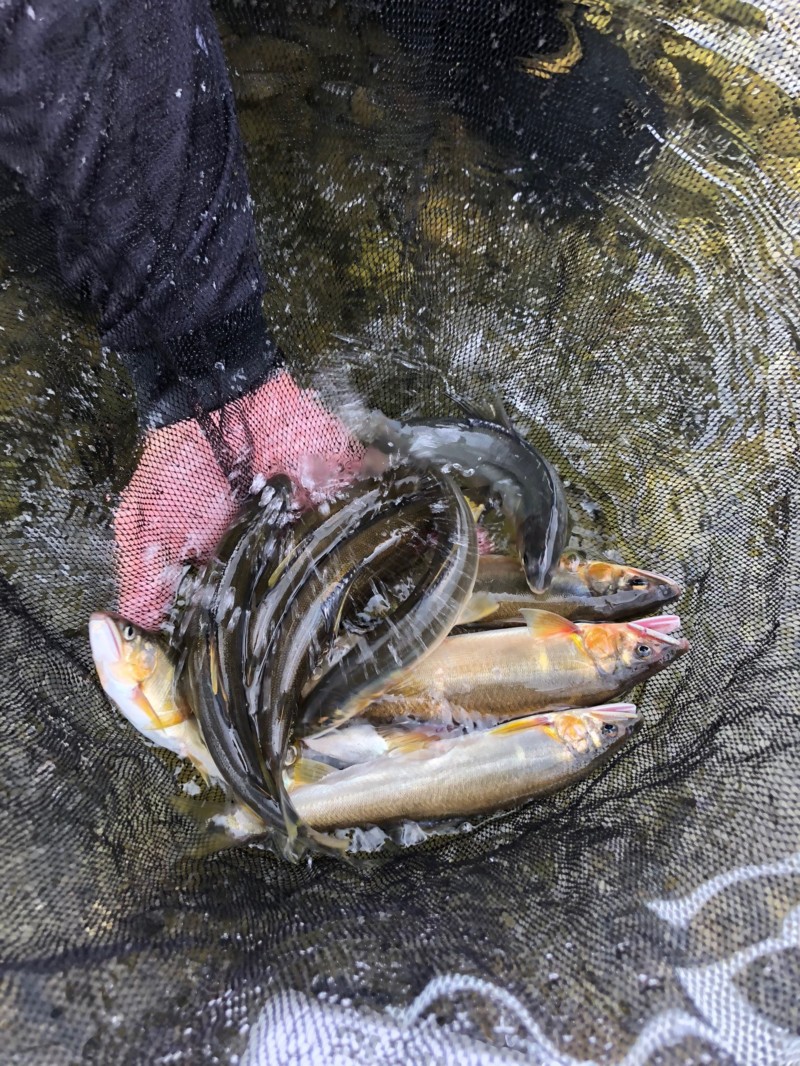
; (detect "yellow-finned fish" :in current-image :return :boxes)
[362,610,689,724]
[89,612,221,782]
[289,704,640,829]
[460,552,683,626]
[90,614,640,837]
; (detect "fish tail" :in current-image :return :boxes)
[274,773,349,861]
[457,592,501,625]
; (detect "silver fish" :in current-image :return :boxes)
[365,609,689,724]
[290,704,640,828]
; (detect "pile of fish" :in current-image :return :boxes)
[90,400,688,861]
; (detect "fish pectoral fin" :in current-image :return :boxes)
[377,725,441,754]
[630,614,681,634]
[154,708,192,730]
[464,495,486,524]
[170,796,267,855]
[290,758,336,788]
[490,714,553,737]
[457,593,500,626]
[518,609,580,639]
[131,690,187,731]
[560,550,585,571]
[186,755,215,786]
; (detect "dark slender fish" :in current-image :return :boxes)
[210,478,298,803]
[258,504,432,857]
[248,470,477,855]
[299,471,478,731]
[181,613,287,836]
[173,480,297,840]
[359,398,569,593]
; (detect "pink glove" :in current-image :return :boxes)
[115,371,364,630]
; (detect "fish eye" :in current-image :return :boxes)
[627,577,649,589]
[635,643,652,658]
[122,624,136,641]
[601,723,618,736]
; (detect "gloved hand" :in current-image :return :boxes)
[115,371,364,630]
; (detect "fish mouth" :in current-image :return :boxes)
[89,612,122,667]
[525,564,548,595]
[628,567,684,601]
[661,577,684,600]
[629,616,690,656]
[586,702,641,724]
[630,614,681,635]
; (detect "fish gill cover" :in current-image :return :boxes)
[0,0,799,1063]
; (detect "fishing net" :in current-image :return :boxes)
[2,0,799,1062]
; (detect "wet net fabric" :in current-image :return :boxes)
[2,1,800,1063]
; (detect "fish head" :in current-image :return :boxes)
[545,703,641,757]
[583,616,689,683]
[90,612,159,686]
[583,562,683,611]
[89,613,175,734]
[520,517,561,594]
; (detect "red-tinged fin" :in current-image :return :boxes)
[519,609,580,639]
[630,614,681,634]
[490,703,640,738]
[131,689,187,730]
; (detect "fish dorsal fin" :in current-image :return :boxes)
[457,592,501,626]
[519,609,580,639]
[291,758,335,787]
